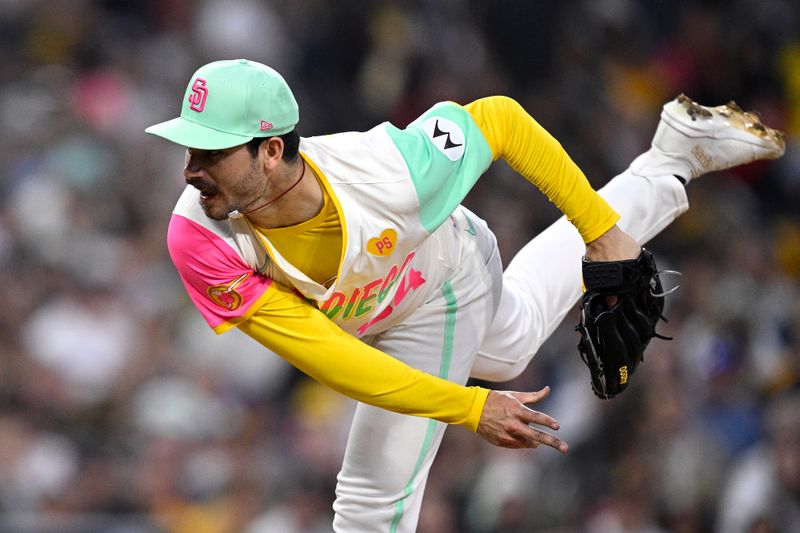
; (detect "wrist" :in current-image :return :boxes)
[584,225,641,262]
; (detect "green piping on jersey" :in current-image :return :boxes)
[439,281,457,379]
[390,281,458,532]
[386,102,493,233]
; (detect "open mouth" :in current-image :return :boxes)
[188,179,219,199]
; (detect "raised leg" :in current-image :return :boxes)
[472,95,785,382]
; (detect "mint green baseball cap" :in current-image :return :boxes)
[145,59,299,149]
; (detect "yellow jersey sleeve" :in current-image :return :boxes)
[464,96,620,243]
[238,283,490,431]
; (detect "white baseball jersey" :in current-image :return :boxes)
[168,101,495,337]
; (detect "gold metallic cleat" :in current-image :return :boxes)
[629,94,786,183]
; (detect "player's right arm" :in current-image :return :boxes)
[238,289,566,452]
[238,283,488,430]
[167,209,487,430]
[168,198,567,451]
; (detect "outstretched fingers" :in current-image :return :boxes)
[512,420,568,453]
[476,387,569,454]
[510,404,568,453]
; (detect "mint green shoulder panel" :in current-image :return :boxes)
[385,102,493,233]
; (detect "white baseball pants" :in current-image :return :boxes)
[332,169,688,532]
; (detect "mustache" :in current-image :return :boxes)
[186,178,219,196]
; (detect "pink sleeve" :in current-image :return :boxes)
[167,214,274,333]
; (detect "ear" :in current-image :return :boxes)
[259,137,285,171]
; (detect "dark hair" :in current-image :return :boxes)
[246,130,300,162]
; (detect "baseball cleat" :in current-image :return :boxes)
[629,94,785,183]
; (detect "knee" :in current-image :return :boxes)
[334,479,421,533]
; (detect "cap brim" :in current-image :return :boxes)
[145,117,253,150]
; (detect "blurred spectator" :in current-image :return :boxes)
[716,392,800,533]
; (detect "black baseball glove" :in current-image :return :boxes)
[575,248,673,399]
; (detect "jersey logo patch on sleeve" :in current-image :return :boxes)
[207,273,248,310]
[421,117,465,161]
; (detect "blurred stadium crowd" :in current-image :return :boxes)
[1,0,799,532]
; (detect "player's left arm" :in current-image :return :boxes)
[464,96,623,246]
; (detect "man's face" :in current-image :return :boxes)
[183,144,268,220]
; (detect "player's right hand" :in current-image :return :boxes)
[476,387,568,454]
